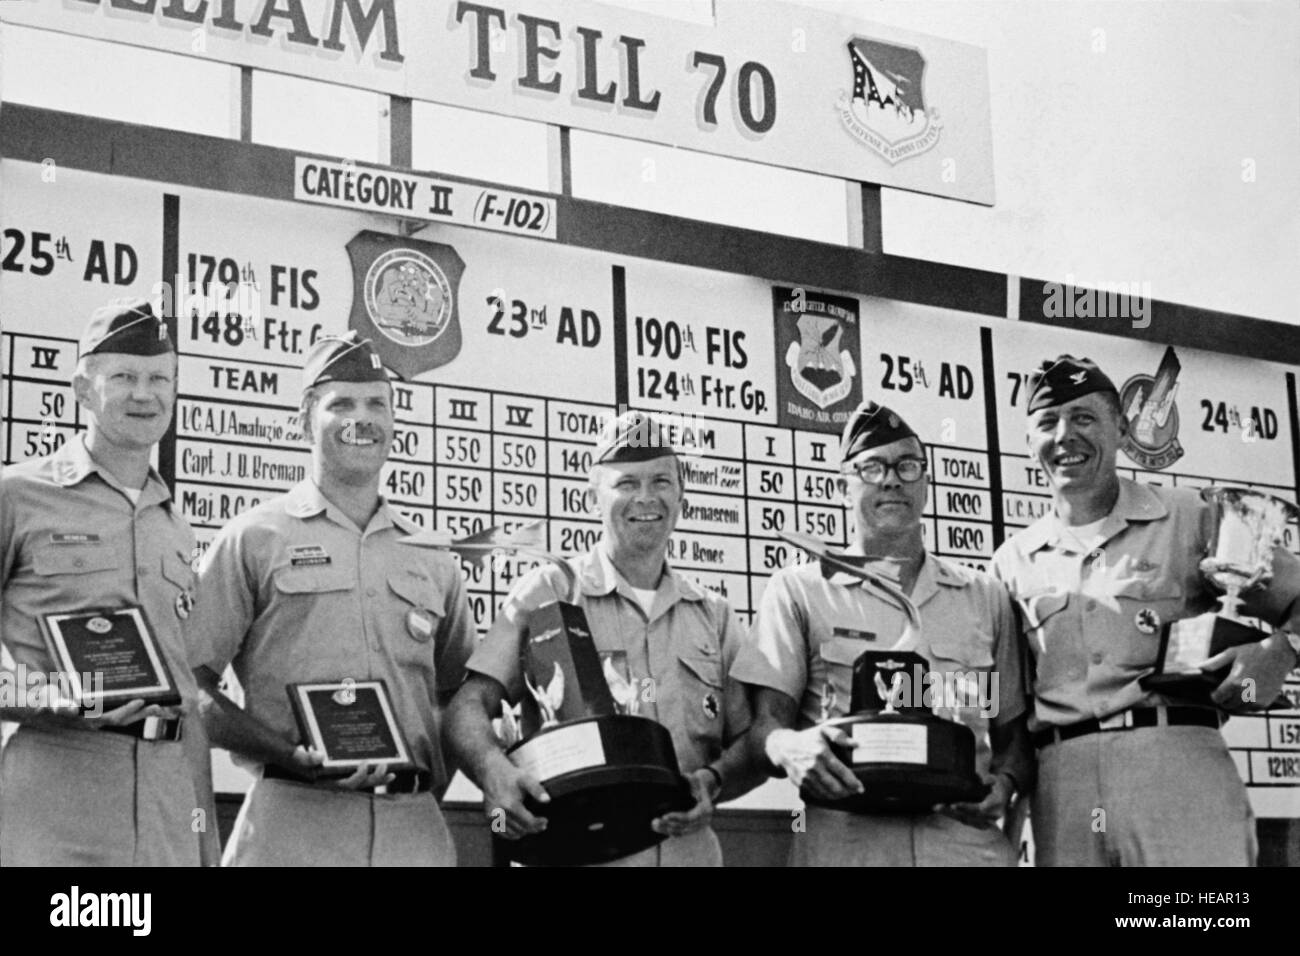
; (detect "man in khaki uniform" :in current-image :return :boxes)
[0,300,213,866]
[189,332,475,866]
[993,355,1300,866]
[446,411,762,866]
[736,401,1031,866]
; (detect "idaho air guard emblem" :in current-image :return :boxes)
[838,38,943,164]
[347,231,465,379]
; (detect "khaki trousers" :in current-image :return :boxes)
[0,725,202,866]
[1032,724,1256,867]
[222,777,457,867]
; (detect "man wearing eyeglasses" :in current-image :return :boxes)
[734,401,1032,866]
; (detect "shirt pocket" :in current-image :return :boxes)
[677,654,725,750]
[161,549,195,593]
[272,566,354,597]
[32,543,117,578]
[927,634,996,723]
[817,636,870,716]
[386,572,446,670]
[1110,576,1184,668]
[160,549,197,623]
[928,634,996,671]
[1020,591,1081,692]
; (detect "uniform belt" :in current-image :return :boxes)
[263,765,433,794]
[101,716,184,742]
[1032,706,1221,750]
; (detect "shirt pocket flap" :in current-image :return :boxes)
[929,637,995,669]
[33,544,117,576]
[1021,591,1070,630]
[819,637,869,668]
[162,550,194,587]
[387,572,445,613]
[679,654,723,688]
[273,566,353,594]
[1112,577,1184,601]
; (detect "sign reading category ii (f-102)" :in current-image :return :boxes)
[294,158,557,240]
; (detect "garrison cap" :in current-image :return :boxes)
[1026,354,1119,413]
[593,410,676,465]
[840,401,920,464]
[80,299,174,357]
[300,331,395,393]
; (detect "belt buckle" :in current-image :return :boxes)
[1098,711,1132,731]
[139,716,181,742]
[140,716,162,740]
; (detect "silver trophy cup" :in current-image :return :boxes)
[1143,486,1299,702]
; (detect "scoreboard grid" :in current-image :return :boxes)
[2,153,1297,812]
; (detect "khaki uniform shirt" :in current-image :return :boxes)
[1,434,198,704]
[991,478,1300,730]
[0,435,210,866]
[733,551,1025,779]
[469,545,752,779]
[189,479,475,788]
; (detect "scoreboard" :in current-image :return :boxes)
[2,157,1298,816]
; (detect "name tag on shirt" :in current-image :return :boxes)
[833,627,875,642]
[50,533,101,544]
[289,545,331,567]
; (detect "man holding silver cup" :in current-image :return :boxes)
[446,410,762,865]
[992,354,1300,866]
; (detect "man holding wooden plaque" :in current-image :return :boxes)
[188,332,475,866]
[0,299,214,866]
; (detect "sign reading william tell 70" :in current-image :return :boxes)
[294,157,557,240]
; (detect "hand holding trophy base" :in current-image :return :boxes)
[401,522,691,864]
[779,532,989,815]
[1141,487,1298,710]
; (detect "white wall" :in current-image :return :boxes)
[5,3,1294,321]
[821,0,1300,324]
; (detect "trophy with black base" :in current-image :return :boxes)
[1141,486,1299,706]
[502,559,691,866]
[779,531,989,814]
[398,521,692,865]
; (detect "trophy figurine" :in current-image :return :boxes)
[1142,486,1299,704]
[779,531,989,814]
[401,520,690,865]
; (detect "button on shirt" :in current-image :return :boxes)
[0,435,199,704]
[468,546,751,777]
[732,551,1025,780]
[991,478,1300,730]
[188,479,476,788]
